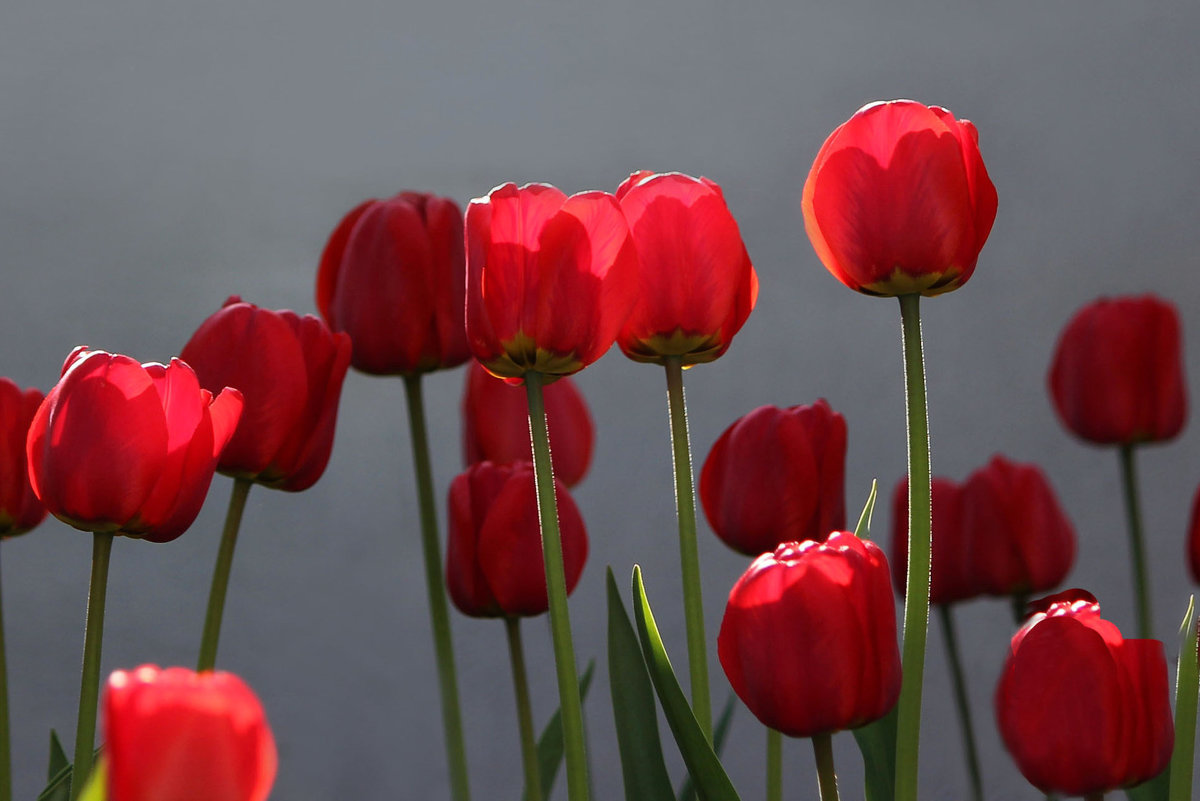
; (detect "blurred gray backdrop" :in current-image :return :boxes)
[3,0,1200,798]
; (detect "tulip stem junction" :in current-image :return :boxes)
[525,371,590,801]
[403,373,472,801]
[766,727,782,801]
[197,477,252,672]
[0,547,11,801]
[937,605,983,801]
[1118,445,1153,638]
[72,531,114,800]
[662,355,713,741]
[894,293,931,801]
[505,617,543,801]
[812,733,840,801]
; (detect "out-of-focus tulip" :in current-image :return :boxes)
[700,402,846,556]
[461,361,594,487]
[891,476,975,605]
[960,455,1074,597]
[445,461,588,617]
[717,531,901,737]
[465,182,638,381]
[1188,484,1200,585]
[181,296,352,492]
[0,378,46,537]
[105,665,276,801]
[1048,295,1187,445]
[995,590,1173,796]
[317,191,469,375]
[802,100,997,297]
[26,348,242,542]
[614,171,758,365]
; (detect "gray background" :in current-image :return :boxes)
[3,0,1200,798]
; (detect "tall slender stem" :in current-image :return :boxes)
[403,373,472,801]
[505,617,542,801]
[72,532,114,800]
[1118,445,1153,638]
[662,356,712,740]
[894,293,931,801]
[812,733,840,801]
[0,545,11,801]
[766,727,782,801]
[525,371,589,801]
[937,605,982,801]
[197,478,251,671]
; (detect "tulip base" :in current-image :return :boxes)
[813,733,840,801]
[72,532,114,800]
[766,728,781,801]
[197,478,251,672]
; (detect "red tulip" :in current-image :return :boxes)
[614,171,758,365]
[1048,295,1187,445]
[1187,483,1200,585]
[105,665,277,801]
[802,100,997,297]
[465,182,638,381]
[718,531,901,737]
[181,296,352,492]
[0,378,46,537]
[461,361,594,487]
[995,589,1173,795]
[891,476,976,605]
[317,191,470,375]
[445,461,588,617]
[700,402,846,556]
[25,348,243,543]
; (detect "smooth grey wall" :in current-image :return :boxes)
[2,1,1199,798]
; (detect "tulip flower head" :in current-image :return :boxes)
[0,377,47,537]
[1188,483,1200,585]
[802,99,997,297]
[181,296,352,492]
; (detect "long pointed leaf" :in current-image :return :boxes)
[1168,596,1198,801]
[524,661,595,801]
[631,566,741,801]
[853,705,898,801]
[48,730,69,781]
[853,480,879,540]
[678,694,737,801]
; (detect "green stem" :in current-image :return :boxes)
[505,617,542,801]
[0,545,11,801]
[1118,445,1153,638]
[403,373,472,801]
[525,371,589,801]
[894,293,931,801]
[812,732,840,801]
[72,532,114,800]
[197,478,251,671]
[662,356,712,740]
[937,605,982,801]
[766,728,781,801]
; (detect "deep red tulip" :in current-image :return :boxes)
[802,100,997,297]
[718,532,901,738]
[1048,295,1187,445]
[317,191,470,375]
[445,461,588,617]
[0,378,46,537]
[465,182,638,381]
[181,296,352,492]
[996,589,1173,796]
[26,348,242,543]
[700,401,846,556]
[461,361,593,488]
[1187,483,1200,585]
[614,171,758,365]
[960,455,1074,597]
[891,476,976,605]
[105,665,276,801]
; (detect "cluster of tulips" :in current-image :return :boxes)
[1,97,1197,801]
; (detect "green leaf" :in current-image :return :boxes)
[631,566,741,801]
[606,568,676,801]
[524,660,595,801]
[853,480,879,540]
[48,730,69,781]
[1168,595,1198,801]
[77,758,107,801]
[853,704,898,801]
[678,693,737,801]
[36,746,105,801]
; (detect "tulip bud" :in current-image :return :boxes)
[1187,483,1200,585]
[891,476,975,605]
[0,377,46,538]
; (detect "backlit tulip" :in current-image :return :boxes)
[465,182,638,381]
[461,361,594,487]
[700,401,846,556]
[105,665,276,801]
[802,100,997,297]
[995,590,1173,795]
[0,378,46,537]
[717,531,901,737]
[891,476,975,604]
[445,461,588,617]
[181,296,352,492]
[614,171,758,365]
[317,191,469,375]
[26,348,242,542]
[1048,295,1187,445]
